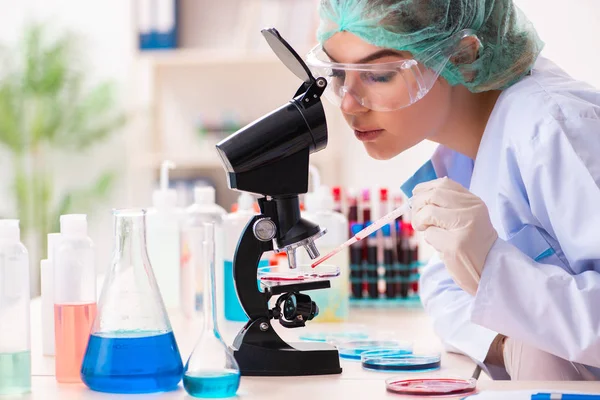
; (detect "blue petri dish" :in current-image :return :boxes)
[361,350,441,372]
[298,331,370,343]
[337,341,413,361]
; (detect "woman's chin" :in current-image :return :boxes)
[364,142,401,160]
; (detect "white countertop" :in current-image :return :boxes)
[19,299,600,399]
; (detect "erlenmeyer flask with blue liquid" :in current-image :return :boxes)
[184,222,240,398]
[81,209,183,393]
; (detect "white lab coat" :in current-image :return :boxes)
[418,57,600,379]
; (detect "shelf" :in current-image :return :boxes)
[136,141,223,169]
[135,150,223,170]
[138,48,282,68]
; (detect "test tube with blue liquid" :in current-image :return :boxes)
[80,209,183,394]
[184,222,240,398]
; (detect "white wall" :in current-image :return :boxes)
[325,0,600,259]
[333,0,600,193]
[0,0,136,290]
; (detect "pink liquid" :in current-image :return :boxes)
[54,303,97,383]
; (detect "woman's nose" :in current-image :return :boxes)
[340,87,369,115]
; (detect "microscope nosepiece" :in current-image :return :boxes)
[286,248,298,269]
[304,241,320,260]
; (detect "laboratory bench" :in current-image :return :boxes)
[22,299,600,399]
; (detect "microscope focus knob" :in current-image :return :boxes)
[253,218,277,241]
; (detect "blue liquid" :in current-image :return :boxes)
[224,259,268,321]
[183,371,240,398]
[81,331,183,394]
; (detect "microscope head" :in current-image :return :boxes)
[216,29,329,268]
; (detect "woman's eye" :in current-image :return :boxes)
[362,71,396,83]
[330,69,345,79]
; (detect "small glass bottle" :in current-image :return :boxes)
[81,209,183,394]
[0,220,31,395]
[184,222,240,398]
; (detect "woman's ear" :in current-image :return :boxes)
[450,35,481,82]
[450,36,481,64]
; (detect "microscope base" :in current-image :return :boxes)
[233,341,342,376]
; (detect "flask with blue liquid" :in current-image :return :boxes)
[184,222,240,398]
[81,209,183,394]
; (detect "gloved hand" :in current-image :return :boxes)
[503,337,597,381]
[411,177,498,295]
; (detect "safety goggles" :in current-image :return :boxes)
[305,29,479,112]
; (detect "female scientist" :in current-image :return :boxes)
[306,0,600,380]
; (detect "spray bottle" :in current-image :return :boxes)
[300,167,349,322]
[147,160,182,310]
[222,192,266,321]
[181,186,227,318]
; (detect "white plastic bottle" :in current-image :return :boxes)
[0,220,31,395]
[222,192,267,321]
[54,214,96,383]
[41,233,61,356]
[147,160,182,310]
[301,185,350,322]
[181,186,227,318]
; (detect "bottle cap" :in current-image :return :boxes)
[382,224,392,237]
[315,185,334,212]
[152,160,178,208]
[332,186,342,202]
[194,186,216,205]
[60,214,88,237]
[347,188,358,206]
[380,188,389,202]
[362,188,371,202]
[350,223,364,235]
[403,221,415,236]
[0,219,20,242]
[304,192,315,213]
[237,192,255,211]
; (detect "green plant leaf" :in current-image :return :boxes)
[51,170,117,222]
[22,24,77,96]
[0,80,25,153]
[13,162,31,234]
[57,82,126,150]
[0,22,124,269]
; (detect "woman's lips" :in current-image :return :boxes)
[354,129,384,142]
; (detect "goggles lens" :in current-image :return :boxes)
[305,30,478,112]
[306,46,440,112]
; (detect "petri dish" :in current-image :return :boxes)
[362,350,441,372]
[257,265,340,283]
[385,377,477,396]
[299,331,370,343]
[336,340,413,361]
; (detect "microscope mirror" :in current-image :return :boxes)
[261,28,315,85]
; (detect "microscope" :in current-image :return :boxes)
[215,28,342,376]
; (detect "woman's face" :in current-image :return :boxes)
[323,32,453,160]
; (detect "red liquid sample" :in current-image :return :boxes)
[386,378,477,396]
[54,303,97,383]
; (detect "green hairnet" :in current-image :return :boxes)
[317,0,544,92]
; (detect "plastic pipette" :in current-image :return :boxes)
[311,202,411,268]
